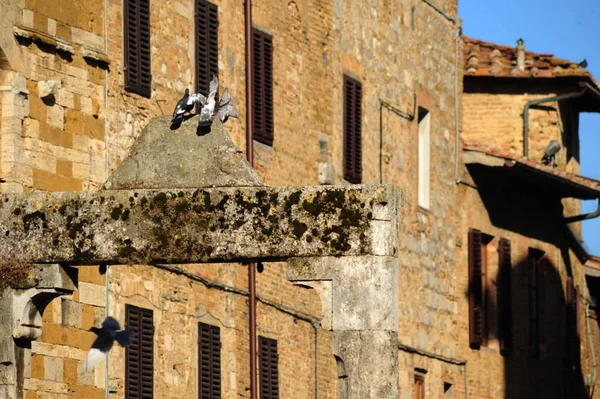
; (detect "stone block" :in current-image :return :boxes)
[61,298,82,328]
[78,282,106,307]
[38,80,60,99]
[44,356,63,382]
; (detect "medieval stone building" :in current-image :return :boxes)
[0,0,599,398]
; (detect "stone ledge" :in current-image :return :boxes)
[0,185,401,265]
[13,25,75,55]
[81,46,110,68]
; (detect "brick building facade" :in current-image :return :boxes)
[1,0,600,398]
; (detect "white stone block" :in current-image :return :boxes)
[38,80,60,99]
[44,356,63,382]
[78,282,106,307]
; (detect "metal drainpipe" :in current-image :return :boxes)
[565,199,600,224]
[244,0,257,398]
[522,89,586,157]
[103,0,109,396]
[378,97,415,184]
[420,1,463,185]
[313,321,320,399]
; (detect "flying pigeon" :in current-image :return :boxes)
[170,76,238,130]
[216,87,239,123]
[84,316,131,371]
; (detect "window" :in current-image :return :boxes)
[198,323,221,399]
[125,305,154,398]
[414,371,425,399]
[528,248,544,358]
[469,228,493,349]
[417,107,431,209]
[566,277,581,369]
[497,238,512,354]
[343,75,362,184]
[259,336,279,399]
[443,382,453,399]
[195,0,218,96]
[252,29,274,146]
[124,0,152,97]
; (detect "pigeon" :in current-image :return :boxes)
[170,76,238,130]
[84,316,131,371]
[170,89,205,130]
[579,58,588,69]
[197,75,219,127]
[216,87,239,123]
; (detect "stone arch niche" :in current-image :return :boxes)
[0,264,77,399]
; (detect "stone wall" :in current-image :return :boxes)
[455,166,600,398]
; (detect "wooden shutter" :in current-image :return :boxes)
[566,278,581,369]
[528,253,540,358]
[124,0,152,97]
[498,238,512,354]
[259,336,279,399]
[198,323,221,399]
[195,0,218,96]
[126,305,154,399]
[468,228,484,349]
[252,29,274,146]
[343,75,362,184]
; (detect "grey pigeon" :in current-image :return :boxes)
[216,87,239,123]
[170,88,205,130]
[198,75,219,127]
[170,76,238,130]
[84,316,131,371]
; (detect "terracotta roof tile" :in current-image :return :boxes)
[463,36,598,88]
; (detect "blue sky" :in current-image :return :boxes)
[459,0,600,256]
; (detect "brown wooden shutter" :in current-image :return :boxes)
[528,252,540,358]
[126,305,154,398]
[468,228,484,349]
[252,29,274,146]
[498,238,512,354]
[195,0,218,96]
[259,336,279,399]
[566,278,581,369]
[198,322,221,399]
[343,75,362,184]
[124,0,152,97]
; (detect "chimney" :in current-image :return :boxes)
[517,38,525,71]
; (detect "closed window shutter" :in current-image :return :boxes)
[528,252,541,359]
[566,278,581,369]
[343,76,362,184]
[195,0,218,96]
[468,228,484,349]
[259,336,279,399]
[126,305,154,398]
[124,0,152,97]
[252,29,274,146]
[198,323,221,399]
[498,238,512,354]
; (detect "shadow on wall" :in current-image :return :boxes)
[466,164,588,398]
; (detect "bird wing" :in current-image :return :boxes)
[102,316,121,331]
[217,104,239,122]
[115,329,131,347]
[219,88,231,107]
[188,93,207,106]
[208,75,219,100]
[84,348,107,372]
